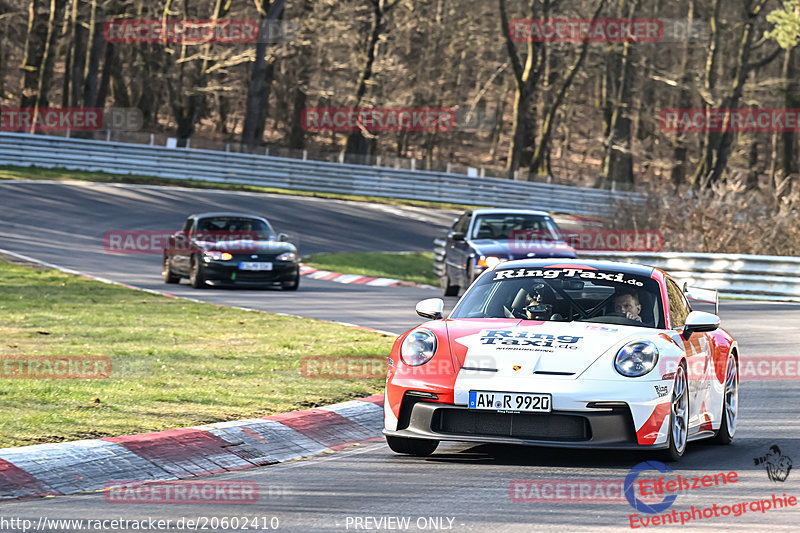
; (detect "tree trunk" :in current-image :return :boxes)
[288,85,307,150]
[20,0,46,108]
[692,0,723,186]
[62,0,87,109]
[242,0,286,149]
[529,1,601,177]
[782,47,799,181]
[287,0,314,150]
[96,41,115,109]
[253,60,276,144]
[670,0,695,189]
[707,0,774,186]
[342,0,387,159]
[82,0,103,109]
[170,0,231,146]
[499,0,545,178]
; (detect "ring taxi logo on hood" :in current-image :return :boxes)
[480,330,583,350]
[493,268,644,286]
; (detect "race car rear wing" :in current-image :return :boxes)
[683,283,719,316]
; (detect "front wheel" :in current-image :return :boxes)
[714,352,738,444]
[658,363,689,462]
[386,436,439,456]
[189,256,206,289]
[441,269,460,297]
[282,275,299,291]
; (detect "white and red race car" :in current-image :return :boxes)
[384,259,739,461]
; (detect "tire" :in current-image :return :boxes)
[162,255,180,284]
[386,436,439,456]
[282,275,300,291]
[658,362,689,462]
[713,352,738,445]
[189,256,206,289]
[441,270,460,297]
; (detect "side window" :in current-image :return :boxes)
[182,218,194,233]
[666,278,691,328]
[453,214,470,234]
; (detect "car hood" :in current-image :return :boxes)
[470,239,576,260]
[444,319,644,377]
[196,239,296,255]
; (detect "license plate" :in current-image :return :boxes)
[239,261,273,271]
[468,391,551,413]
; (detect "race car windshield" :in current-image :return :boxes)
[450,267,665,329]
[195,217,275,240]
[470,214,561,241]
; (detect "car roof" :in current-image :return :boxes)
[490,258,656,277]
[189,212,269,221]
[468,208,552,217]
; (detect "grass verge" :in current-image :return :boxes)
[304,252,438,286]
[0,259,394,448]
[0,165,476,211]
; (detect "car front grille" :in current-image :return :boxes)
[432,409,590,441]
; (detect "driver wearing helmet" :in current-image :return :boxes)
[522,284,554,320]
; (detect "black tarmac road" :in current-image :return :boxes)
[1,180,799,532]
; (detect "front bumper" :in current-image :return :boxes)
[383,400,665,450]
[202,262,299,285]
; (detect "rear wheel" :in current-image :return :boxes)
[386,436,439,456]
[162,255,180,284]
[659,363,688,462]
[190,256,206,289]
[714,352,738,444]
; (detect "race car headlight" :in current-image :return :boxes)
[204,251,233,261]
[400,329,437,366]
[615,341,658,377]
[477,255,504,269]
[277,252,297,261]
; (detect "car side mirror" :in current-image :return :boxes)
[451,232,465,241]
[416,298,444,320]
[683,311,720,334]
[277,233,289,242]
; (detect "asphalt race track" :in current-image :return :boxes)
[0,181,458,334]
[2,180,800,532]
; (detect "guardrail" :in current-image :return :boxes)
[431,240,800,301]
[433,239,447,280]
[580,251,800,301]
[0,132,640,216]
